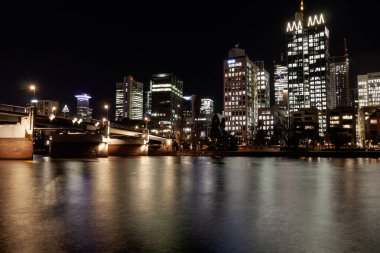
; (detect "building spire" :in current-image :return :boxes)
[344,38,348,55]
[295,0,304,21]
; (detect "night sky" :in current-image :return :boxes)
[0,1,379,118]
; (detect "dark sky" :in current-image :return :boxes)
[0,1,379,118]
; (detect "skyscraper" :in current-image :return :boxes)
[330,40,350,108]
[150,73,183,138]
[115,75,144,121]
[274,56,288,108]
[255,61,270,109]
[75,93,92,121]
[286,0,331,134]
[223,46,258,145]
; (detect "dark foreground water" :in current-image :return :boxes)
[1,156,380,253]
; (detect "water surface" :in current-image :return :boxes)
[0,156,380,252]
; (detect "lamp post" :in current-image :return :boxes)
[30,84,37,103]
[144,117,149,143]
[104,104,109,120]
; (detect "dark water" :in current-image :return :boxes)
[1,156,380,253]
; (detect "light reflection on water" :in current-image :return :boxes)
[0,156,380,252]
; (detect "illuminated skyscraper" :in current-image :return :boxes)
[150,73,183,138]
[274,56,288,108]
[223,46,258,145]
[115,75,144,121]
[330,40,351,108]
[286,0,331,134]
[75,93,92,121]
[255,61,270,108]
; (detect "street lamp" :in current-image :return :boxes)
[144,117,149,143]
[104,104,109,120]
[30,84,37,103]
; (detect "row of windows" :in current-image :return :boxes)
[225,126,247,131]
[225,91,247,95]
[224,111,246,116]
[225,101,246,106]
[225,96,246,101]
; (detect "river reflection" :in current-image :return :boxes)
[0,156,380,252]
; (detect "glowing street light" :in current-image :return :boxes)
[29,84,38,103]
[104,104,109,120]
[144,117,150,143]
[30,85,36,96]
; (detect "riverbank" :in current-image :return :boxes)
[156,150,380,158]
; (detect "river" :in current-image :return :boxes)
[0,156,379,252]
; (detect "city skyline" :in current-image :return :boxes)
[0,1,379,117]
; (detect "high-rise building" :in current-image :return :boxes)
[75,93,92,121]
[286,0,331,134]
[223,46,258,145]
[274,56,288,108]
[115,75,144,121]
[150,73,183,138]
[357,72,380,108]
[255,61,270,108]
[330,40,350,108]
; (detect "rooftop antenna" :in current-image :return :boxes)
[344,38,348,55]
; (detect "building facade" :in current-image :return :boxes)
[223,46,258,145]
[200,98,214,116]
[274,59,288,108]
[115,75,144,121]
[28,100,59,116]
[326,107,356,148]
[150,73,183,138]
[255,61,270,109]
[257,106,287,145]
[330,48,350,108]
[358,72,380,108]
[75,93,92,121]
[286,2,331,135]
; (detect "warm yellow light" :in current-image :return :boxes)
[52,106,56,112]
[104,104,109,109]
[30,85,35,91]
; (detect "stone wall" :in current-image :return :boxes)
[0,138,33,159]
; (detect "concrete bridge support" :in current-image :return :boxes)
[0,138,33,159]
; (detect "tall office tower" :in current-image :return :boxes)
[75,93,92,121]
[274,55,288,108]
[286,0,331,134]
[150,73,183,138]
[115,75,144,121]
[357,72,380,107]
[255,61,270,108]
[223,45,258,145]
[330,40,350,108]
[200,98,214,116]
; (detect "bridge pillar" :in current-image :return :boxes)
[97,136,109,157]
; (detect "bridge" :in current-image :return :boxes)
[0,104,172,159]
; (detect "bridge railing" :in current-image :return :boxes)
[0,104,28,114]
